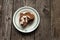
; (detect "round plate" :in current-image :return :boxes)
[13,6,40,33]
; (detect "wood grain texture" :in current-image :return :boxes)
[1,0,13,40]
[51,0,55,40]
[0,0,3,40]
[52,0,60,40]
[35,0,51,40]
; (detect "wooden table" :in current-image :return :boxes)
[0,0,60,40]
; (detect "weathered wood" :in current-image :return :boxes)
[52,0,60,40]
[11,0,25,40]
[1,0,13,40]
[34,0,51,40]
[51,0,54,40]
[0,0,3,40]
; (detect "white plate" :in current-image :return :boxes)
[13,6,40,33]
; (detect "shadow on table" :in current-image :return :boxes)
[13,25,39,35]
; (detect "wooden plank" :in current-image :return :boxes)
[51,0,54,40]
[0,0,3,40]
[35,0,51,40]
[11,0,25,40]
[52,0,60,40]
[1,0,13,40]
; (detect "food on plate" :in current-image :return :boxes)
[19,12,35,27]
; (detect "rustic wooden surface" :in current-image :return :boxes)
[0,0,60,40]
